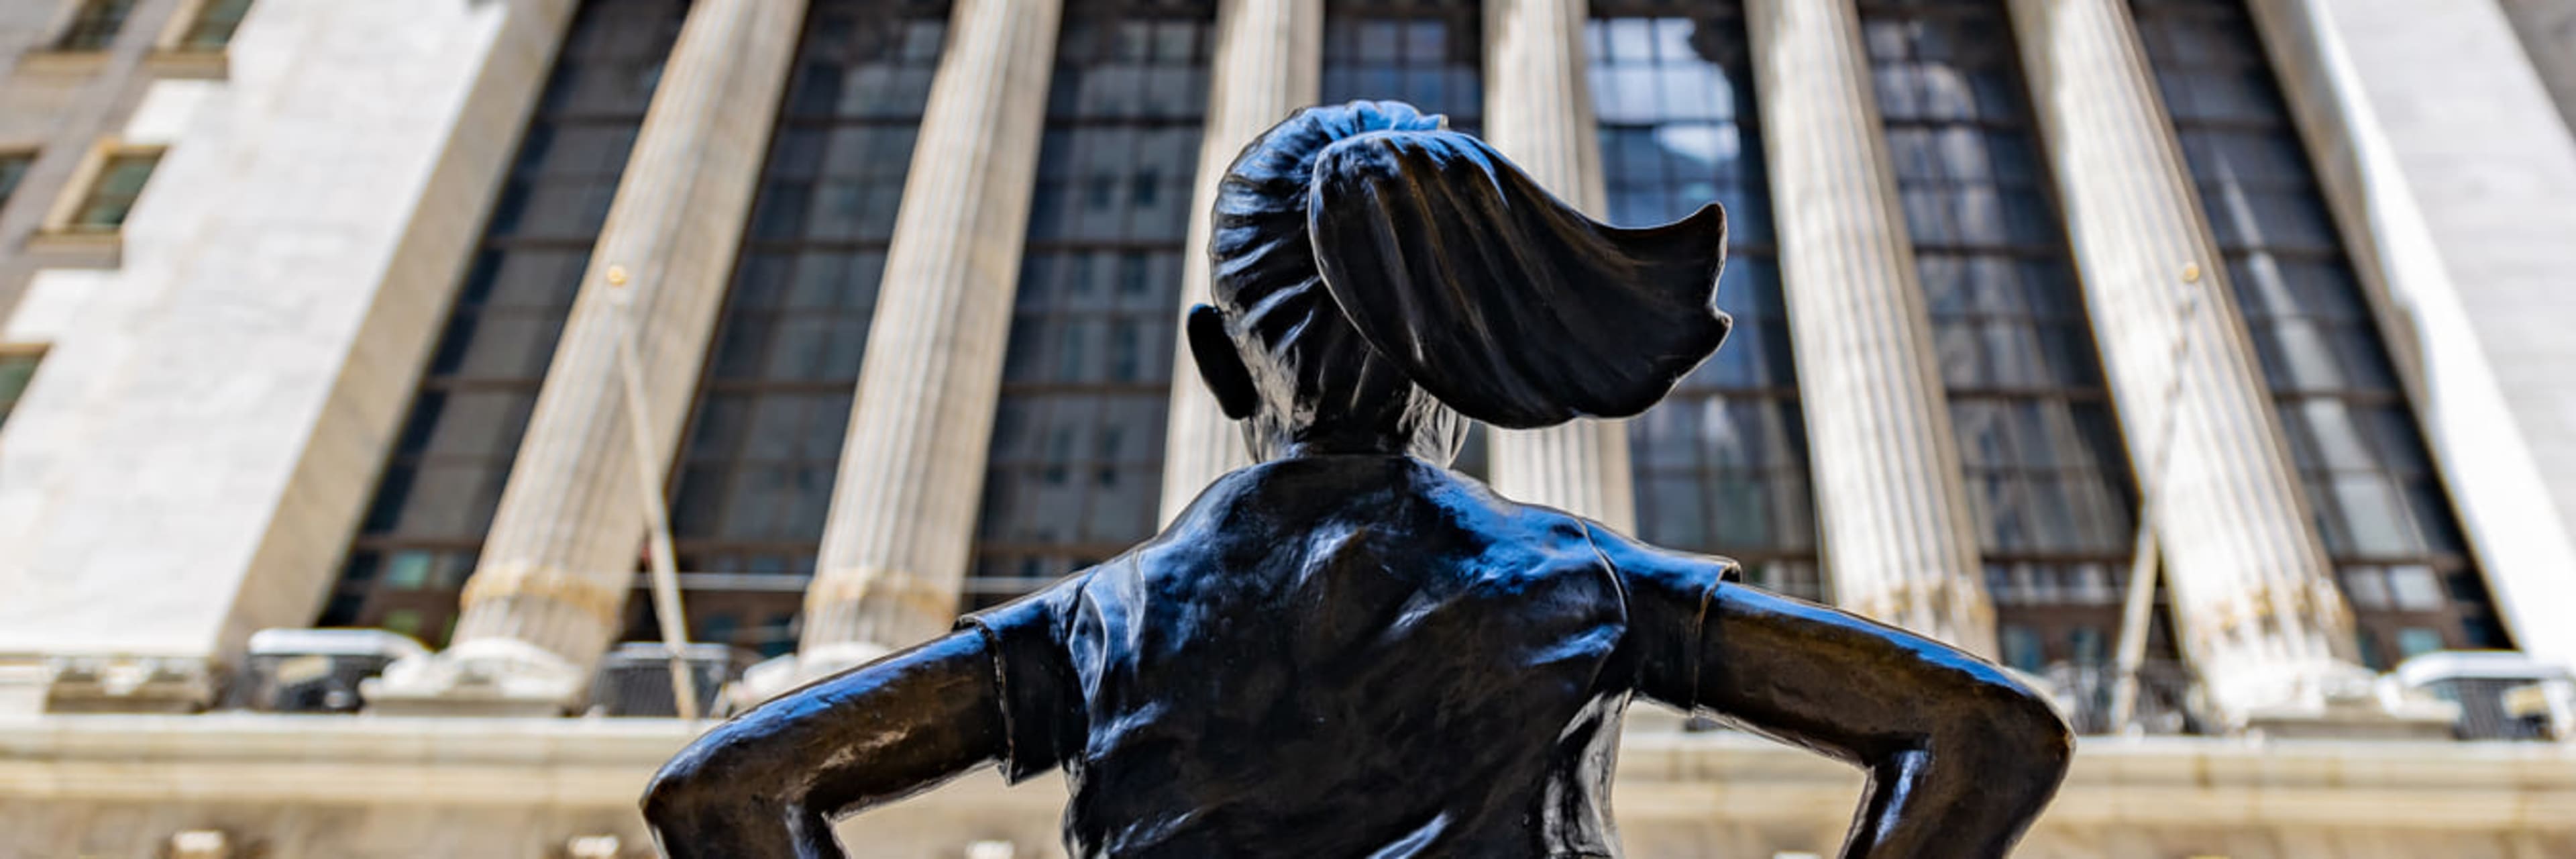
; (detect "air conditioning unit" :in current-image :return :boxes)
[589,642,751,717]
[228,628,429,713]
[2394,650,2575,741]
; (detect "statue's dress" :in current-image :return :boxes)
[962,454,1735,858]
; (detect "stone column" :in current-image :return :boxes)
[2004,0,2419,727]
[368,0,808,715]
[1479,0,1638,531]
[1158,0,1323,525]
[1744,0,1996,656]
[796,0,1063,668]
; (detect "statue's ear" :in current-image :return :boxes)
[1186,304,1259,420]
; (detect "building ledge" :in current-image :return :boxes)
[2,713,2569,832]
[143,49,229,81]
[21,230,123,270]
[10,50,111,77]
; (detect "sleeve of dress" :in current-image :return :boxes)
[953,578,1087,782]
[1584,522,1742,715]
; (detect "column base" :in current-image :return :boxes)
[724,643,898,710]
[361,639,586,717]
[0,655,221,715]
[2241,697,2463,741]
[2218,658,2462,741]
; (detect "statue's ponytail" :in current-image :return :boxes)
[1209,101,1731,431]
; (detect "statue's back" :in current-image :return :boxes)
[970,454,1643,857]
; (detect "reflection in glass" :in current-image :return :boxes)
[2132,0,2505,666]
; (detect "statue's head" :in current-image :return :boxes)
[1187,101,1735,465]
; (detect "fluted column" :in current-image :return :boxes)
[1745,0,1996,656]
[2005,0,2367,721]
[1479,0,1637,530]
[1158,0,1324,525]
[372,0,808,713]
[798,0,1063,666]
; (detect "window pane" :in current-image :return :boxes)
[72,152,160,230]
[0,153,31,205]
[55,0,136,50]
[0,352,42,430]
[1324,0,1481,132]
[182,0,255,50]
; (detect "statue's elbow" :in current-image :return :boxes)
[1954,680,2076,802]
[641,754,715,830]
[642,736,765,838]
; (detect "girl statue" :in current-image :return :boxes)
[643,101,2072,858]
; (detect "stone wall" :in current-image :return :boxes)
[2,715,2569,858]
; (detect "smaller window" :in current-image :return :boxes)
[2000,625,2045,673]
[66,148,161,232]
[381,609,424,638]
[0,152,32,206]
[2396,627,2447,660]
[178,0,252,51]
[55,0,138,51]
[0,350,44,430]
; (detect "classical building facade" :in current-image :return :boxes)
[3,0,2576,856]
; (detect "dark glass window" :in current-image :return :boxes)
[1590,2,1819,602]
[647,0,950,658]
[1322,0,1482,132]
[178,0,254,51]
[0,152,31,207]
[1862,0,2142,667]
[69,150,159,231]
[319,0,690,645]
[0,350,41,430]
[55,0,136,51]
[2133,0,2504,666]
[965,1,1212,609]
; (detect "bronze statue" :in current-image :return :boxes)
[642,102,2073,858]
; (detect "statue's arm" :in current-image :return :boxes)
[1595,528,2074,858]
[641,631,1006,859]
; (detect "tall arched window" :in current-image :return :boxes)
[2131,0,2508,667]
[1861,0,2143,673]
[319,0,690,645]
[965,1,1214,609]
[1590,1,1820,603]
[643,0,953,657]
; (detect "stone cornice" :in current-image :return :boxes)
[4,715,2568,833]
